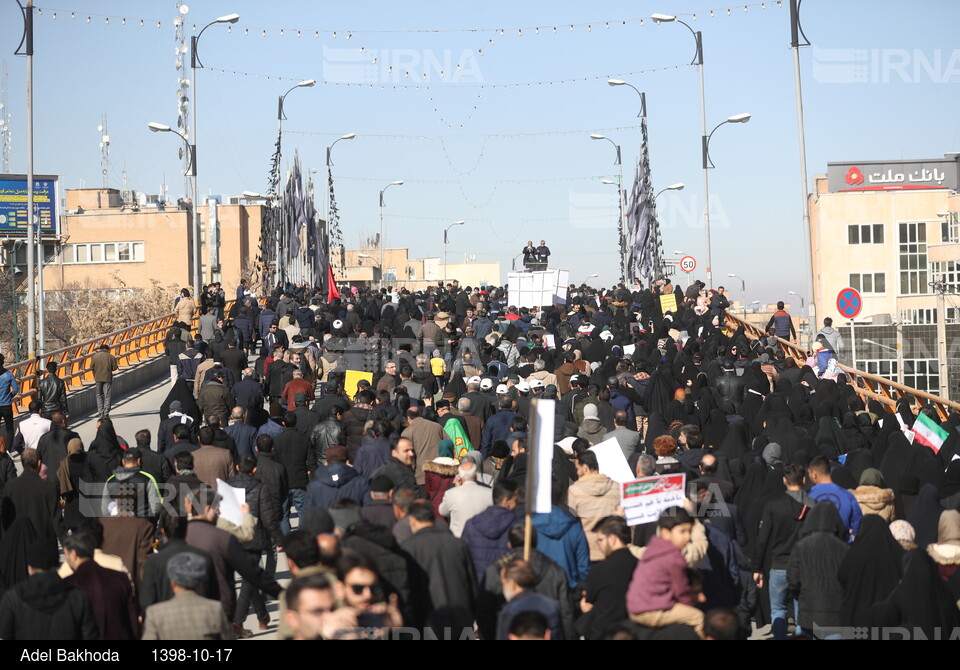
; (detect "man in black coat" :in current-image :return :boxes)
[220,341,247,385]
[140,512,218,612]
[232,369,265,411]
[1,449,63,540]
[577,515,637,640]
[134,429,172,485]
[273,412,314,535]
[400,501,477,632]
[0,537,98,640]
[371,438,417,493]
[252,435,288,531]
[36,411,79,482]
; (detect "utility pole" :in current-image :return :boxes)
[933,276,949,400]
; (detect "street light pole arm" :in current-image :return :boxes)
[703,120,729,170]
[673,19,703,66]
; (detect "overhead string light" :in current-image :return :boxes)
[205,62,693,89]
[33,2,783,35]
[283,125,647,140]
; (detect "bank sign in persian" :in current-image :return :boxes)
[621,473,686,527]
[0,174,60,236]
[826,156,959,193]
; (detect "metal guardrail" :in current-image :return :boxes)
[7,299,241,415]
[723,311,960,420]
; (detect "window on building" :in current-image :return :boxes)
[942,212,960,244]
[899,221,928,295]
[60,242,146,264]
[931,260,960,294]
[858,358,940,394]
[848,223,884,245]
[848,272,886,294]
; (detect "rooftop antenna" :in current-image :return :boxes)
[98,114,110,188]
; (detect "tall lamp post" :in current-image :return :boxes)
[189,12,239,294]
[148,122,196,289]
[651,11,712,287]
[788,290,807,346]
[325,133,356,278]
[272,78,315,195]
[378,180,404,290]
[701,112,751,290]
[593,134,625,281]
[444,220,465,284]
[7,243,23,362]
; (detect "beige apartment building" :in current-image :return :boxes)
[25,188,265,295]
[336,246,501,291]
[809,154,960,396]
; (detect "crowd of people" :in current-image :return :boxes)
[1,272,958,641]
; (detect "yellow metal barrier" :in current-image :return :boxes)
[7,299,247,415]
[724,311,960,419]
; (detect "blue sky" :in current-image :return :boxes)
[1,1,958,300]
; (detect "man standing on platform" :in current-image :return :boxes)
[90,344,119,420]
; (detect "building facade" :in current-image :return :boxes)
[809,154,960,397]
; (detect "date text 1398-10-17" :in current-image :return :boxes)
[152,649,234,662]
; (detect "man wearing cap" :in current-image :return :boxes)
[464,376,494,422]
[0,538,98,640]
[142,552,233,640]
[89,343,119,420]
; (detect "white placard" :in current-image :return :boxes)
[528,399,556,514]
[589,437,636,484]
[216,479,246,528]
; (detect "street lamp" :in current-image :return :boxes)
[654,183,685,202]
[379,180,404,290]
[607,79,647,118]
[651,11,713,287]
[787,290,805,308]
[188,11,240,294]
[701,112,750,291]
[324,133,356,283]
[593,134,625,282]
[148,123,196,177]
[727,273,745,294]
[582,273,599,286]
[272,78,316,192]
[444,220,465,283]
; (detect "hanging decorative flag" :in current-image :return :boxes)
[913,412,948,454]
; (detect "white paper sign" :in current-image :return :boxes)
[216,479,246,528]
[589,438,636,484]
[621,474,687,527]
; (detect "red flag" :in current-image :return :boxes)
[327,264,341,301]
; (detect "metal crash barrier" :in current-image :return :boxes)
[723,311,960,420]
[7,299,247,415]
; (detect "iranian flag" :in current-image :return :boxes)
[913,413,949,454]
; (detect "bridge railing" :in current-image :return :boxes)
[6,299,240,415]
[723,311,960,420]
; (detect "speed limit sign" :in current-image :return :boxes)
[680,256,696,273]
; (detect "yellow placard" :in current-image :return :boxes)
[660,294,678,315]
[344,370,374,400]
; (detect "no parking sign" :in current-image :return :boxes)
[836,287,862,320]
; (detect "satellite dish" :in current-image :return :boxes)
[97,125,103,131]
[180,4,190,14]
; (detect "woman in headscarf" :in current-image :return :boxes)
[815,416,848,456]
[423,438,459,518]
[940,461,960,509]
[896,474,921,521]
[842,445,875,483]
[160,377,202,426]
[925,509,960,602]
[786,502,849,638]
[840,412,867,453]
[879,431,914,493]
[884,549,960,637]
[906,484,944,548]
[718,420,751,463]
[57,437,87,532]
[82,418,123,484]
[853,468,896,523]
[838,514,904,628]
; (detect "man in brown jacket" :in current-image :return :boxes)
[90,344,119,419]
[400,407,445,490]
[566,450,621,562]
[192,427,233,489]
